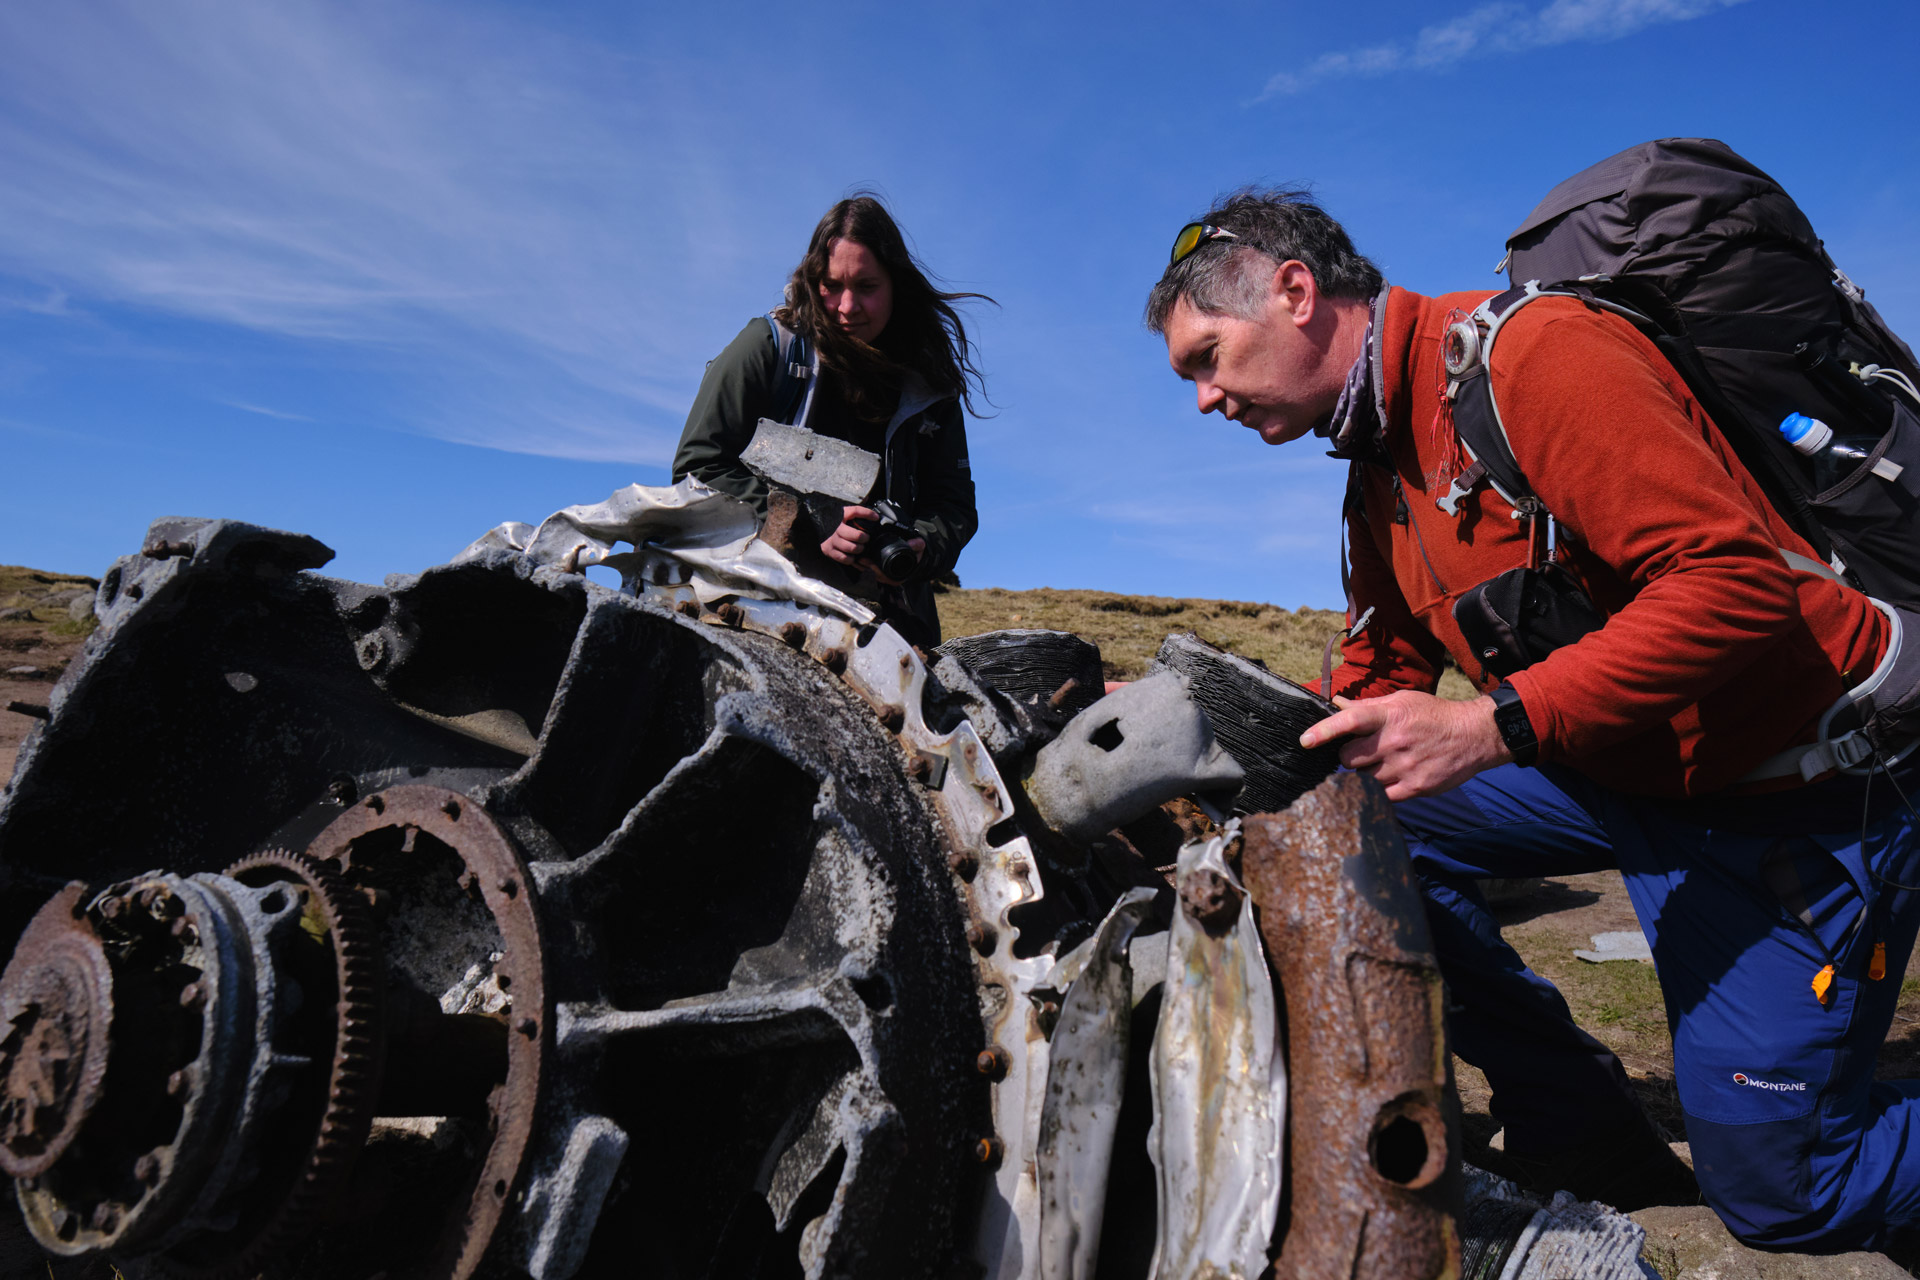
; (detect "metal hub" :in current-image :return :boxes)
[0,885,112,1180]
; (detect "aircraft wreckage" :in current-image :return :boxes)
[0,476,1653,1279]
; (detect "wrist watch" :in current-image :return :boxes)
[1488,682,1539,767]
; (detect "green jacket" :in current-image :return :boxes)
[672,317,979,644]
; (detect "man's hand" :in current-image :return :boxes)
[820,505,926,586]
[1299,690,1511,802]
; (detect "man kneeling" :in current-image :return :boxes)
[1146,188,1920,1252]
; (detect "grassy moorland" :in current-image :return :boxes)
[936,583,1478,699]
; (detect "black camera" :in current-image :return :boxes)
[856,500,921,581]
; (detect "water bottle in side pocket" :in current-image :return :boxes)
[1779,411,1905,491]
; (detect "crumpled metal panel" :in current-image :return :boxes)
[1459,1166,1650,1280]
[1025,671,1244,845]
[455,478,875,621]
[1036,888,1157,1280]
[1148,821,1284,1280]
[1240,772,1463,1280]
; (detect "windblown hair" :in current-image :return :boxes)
[1144,187,1384,334]
[775,193,993,420]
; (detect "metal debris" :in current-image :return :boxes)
[1025,671,1244,845]
[1241,772,1463,1280]
[1036,888,1156,1280]
[1148,821,1284,1280]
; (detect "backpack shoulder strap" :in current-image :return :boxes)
[763,312,817,426]
[1437,279,1666,519]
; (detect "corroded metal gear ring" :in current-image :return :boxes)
[305,786,547,1280]
[160,849,384,1280]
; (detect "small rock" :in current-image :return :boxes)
[67,595,94,622]
[1576,931,1655,964]
[6,666,40,677]
[0,608,30,622]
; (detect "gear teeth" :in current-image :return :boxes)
[158,848,385,1280]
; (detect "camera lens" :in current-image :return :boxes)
[875,538,918,581]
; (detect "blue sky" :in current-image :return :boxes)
[3,0,1916,608]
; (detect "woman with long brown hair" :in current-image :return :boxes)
[672,193,989,646]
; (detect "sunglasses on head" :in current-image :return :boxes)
[1169,222,1239,265]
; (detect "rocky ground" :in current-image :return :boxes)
[0,565,96,782]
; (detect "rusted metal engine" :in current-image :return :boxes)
[0,507,1646,1280]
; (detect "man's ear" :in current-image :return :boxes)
[1271,259,1318,329]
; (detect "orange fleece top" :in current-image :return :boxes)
[1330,287,1887,797]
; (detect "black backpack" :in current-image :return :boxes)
[1439,138,1920,779]
[1443,137,1920,605]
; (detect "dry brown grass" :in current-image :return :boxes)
[936,584,1477,698]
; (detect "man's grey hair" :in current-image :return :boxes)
[1145,187,1384,335]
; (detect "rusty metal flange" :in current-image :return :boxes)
[305,784,547,1280]
[0,884,112,1181]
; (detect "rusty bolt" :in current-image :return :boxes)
[946,851,978,881]
[89,1202,118,1232]
[1179,867,1243,934]
[151,891,182,920]
[716,602,745,627]
[974,1045,1011,1080]
[137,885,162,912]
[907,756,931,782]
[97,896,126,922]
[780,621,807,649]
[898,652,913,671]
[971,1136,1004,1167]
[878,705,905,733]
[326,776,358,805]
[651,562,673,586]
[1038,1000,1060,1019]
[170,917,198,946]
[676,599,701,619]
[179,981,206,1012]
[1048,678,1080,711]
[965,921,997,956]
[822,647,848,675]
[167,1069,190,1097]
[134,1154,161,1186]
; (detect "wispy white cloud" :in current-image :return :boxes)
[219,400,313,423]
[0,1,822,463]
[1259,0,1753,99]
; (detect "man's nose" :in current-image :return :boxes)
[1195,381,1225,416]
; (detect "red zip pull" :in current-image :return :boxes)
[1871,942,1888,981]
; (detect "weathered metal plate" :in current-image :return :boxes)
[1148,821,1284,1280]
[1036,888,1156,1280]
[740,419,882,503]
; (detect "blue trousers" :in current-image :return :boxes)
[1398,762,1920,1251]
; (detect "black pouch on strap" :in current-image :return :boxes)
[1859,603,1920,756]
[1452,563,1607,679]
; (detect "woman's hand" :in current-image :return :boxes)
[820,506,926,586]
